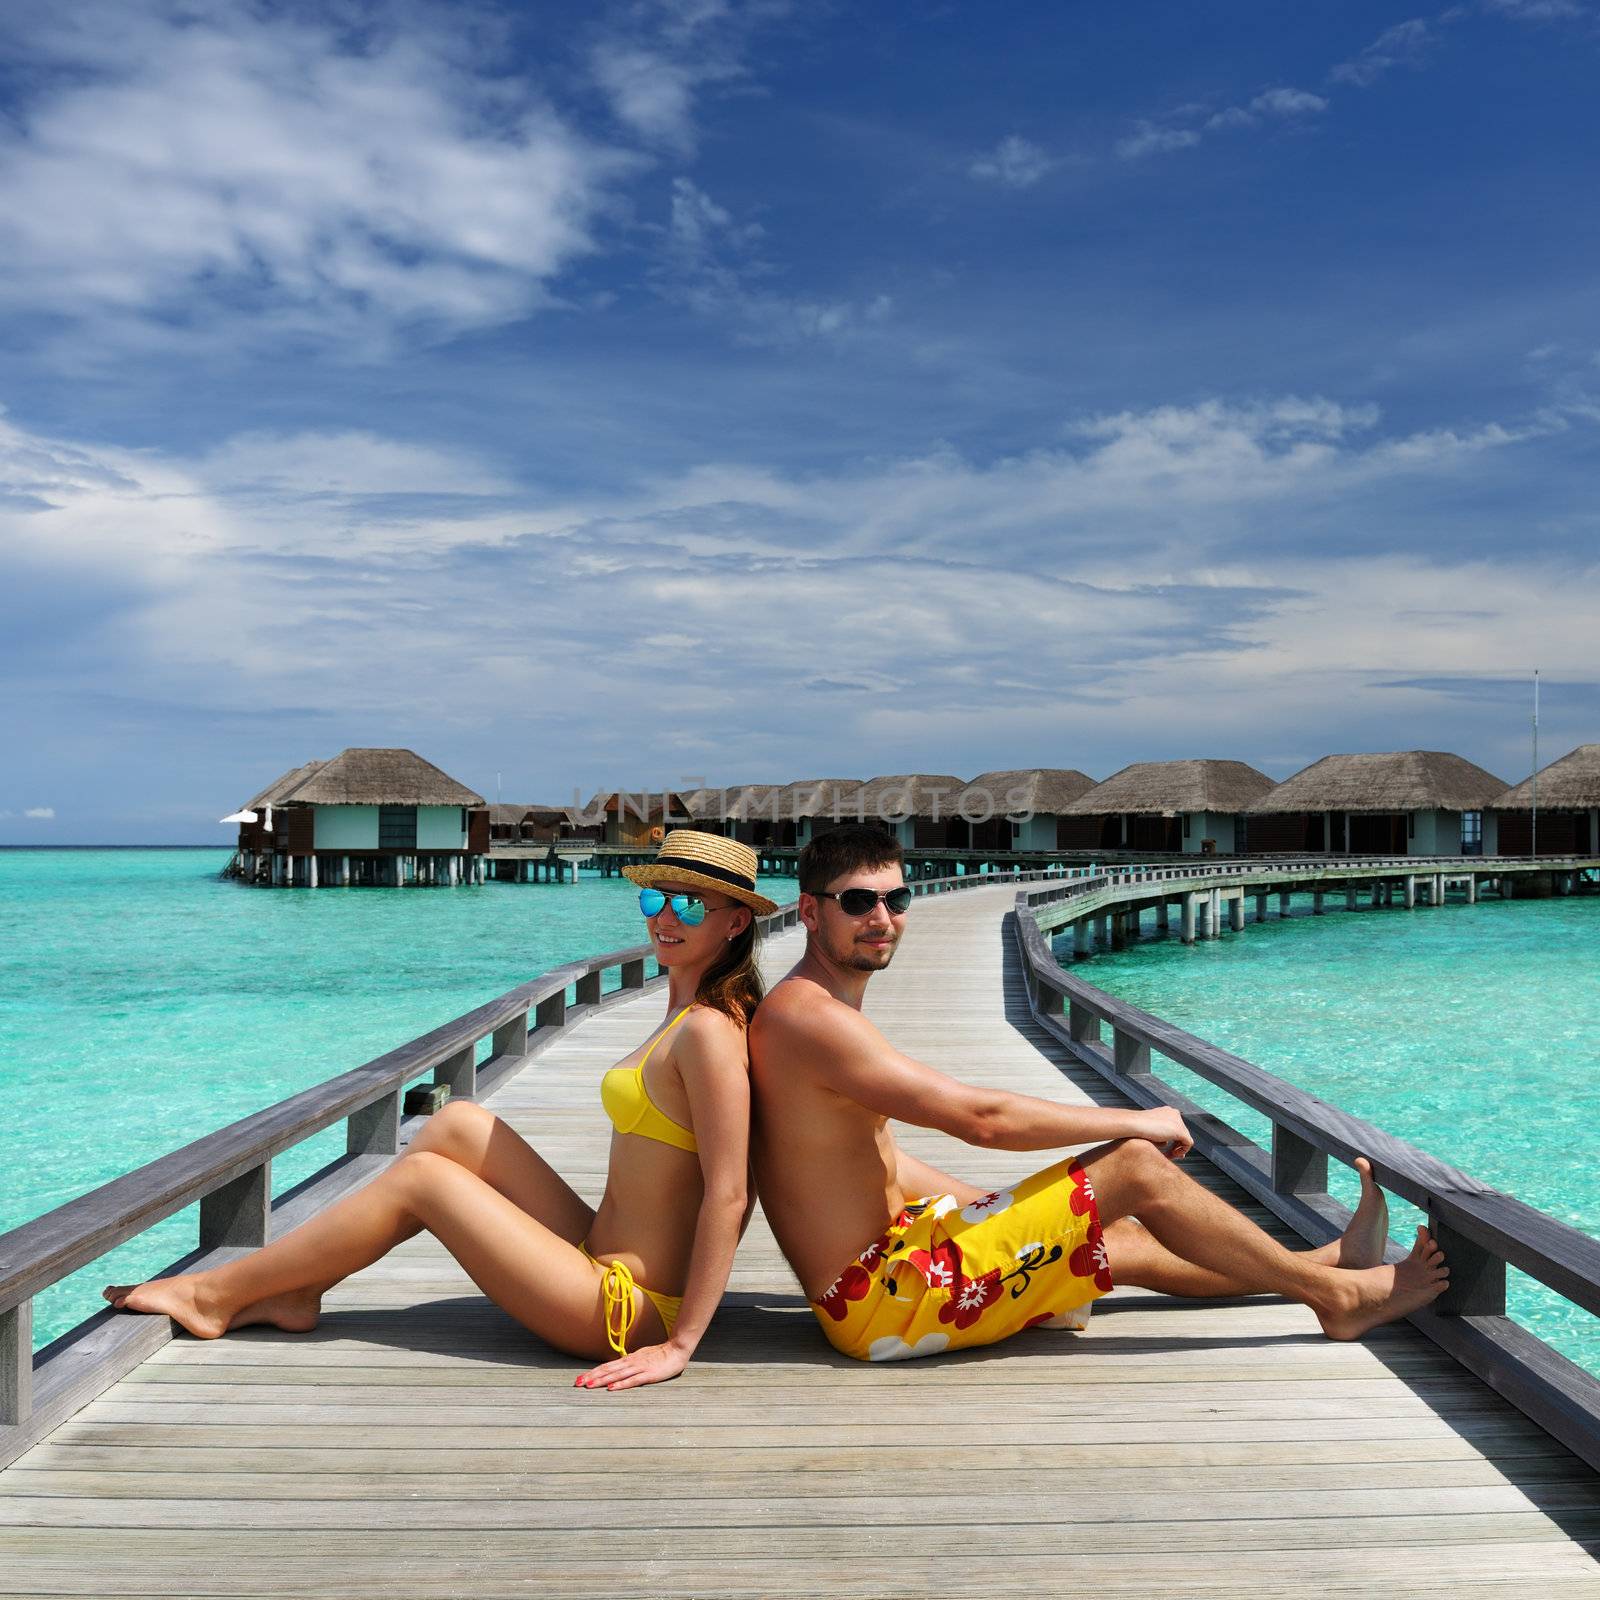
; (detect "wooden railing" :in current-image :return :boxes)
[1012,878,1600,1471]
[0,905,823,1468]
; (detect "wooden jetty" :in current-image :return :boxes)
[3,877,1600,1594]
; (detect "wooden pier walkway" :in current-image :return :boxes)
[3,886,1599,1596]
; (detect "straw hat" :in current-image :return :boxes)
[622,829,778,916]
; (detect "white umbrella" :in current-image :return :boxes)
[218,810,258,824]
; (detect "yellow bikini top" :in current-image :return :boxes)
[600,1007,698,1154]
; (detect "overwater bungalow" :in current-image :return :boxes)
[489,804,534,844]
[489,804,597,845]
[1060,759,1274,854]
[954,769,1098,850]
[773,778,864,848]
[1489,744,1600,856]
[1246,750,1507,856]
[828,774,968,848]
[231,748,488,886]
[582,791,692,849]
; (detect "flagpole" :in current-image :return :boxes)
[1531,670,1539,860]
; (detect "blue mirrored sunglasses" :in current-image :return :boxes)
[638,886,708,926]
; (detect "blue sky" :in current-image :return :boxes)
[1,0,1596,841]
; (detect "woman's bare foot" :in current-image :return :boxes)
[1305,1157,1390,1270]
[226,1288,322,1334]
[1316,1226,1449,1341]
[1337,1157,1390,1268]
[102,1273,229,1339]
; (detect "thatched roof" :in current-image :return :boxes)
[681,788,724,821]
[1490,744,1600,810]
[275,749,484,807]
[1249,751,1509,815]
[489,803,532,827]
[246,761,325,810]
[773,779,864,818]
[958,769,1097,816]
[834,774,967,821]
[583,791,692,818]
[725,783,782,821]
[1064,760,1274,817]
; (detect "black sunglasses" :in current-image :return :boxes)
[815,886,914,916]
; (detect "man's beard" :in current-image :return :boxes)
[833,930,898,972]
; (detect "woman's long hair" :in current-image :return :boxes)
[694,914,764,1028]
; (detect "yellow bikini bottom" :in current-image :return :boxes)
[582,1245,683,1355]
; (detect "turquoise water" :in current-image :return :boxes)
[1057,893,1600,1372]
[0,850,792,1348]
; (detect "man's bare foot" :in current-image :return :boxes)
[1306,1157,1391,1269]
[102,1273,229,1339]
[1316,1226,1448,1341]
[226,1288,322,1334]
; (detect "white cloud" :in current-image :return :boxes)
[969,136,1056,189]
[1331,19,1441,86]
[589,0,772,155]
[23,808,55,820]
[1115,122,1201,160]
[654,178,891,344]
[592,45,699,152]
[1483,0,1584,18]
[0,3,636,345]
[1251,87,1329,116]
[4,392,1592,775]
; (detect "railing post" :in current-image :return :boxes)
[1271,1126,1328,1198]
[576,970,602,1008]
[1112,1026,1150,1078]
[199,1162,271,1249]
[1068,1000,1101,1045]
[621,958,646,989]
[536,991,567,1030]
[348,1090,402,1156]
[491,1011,528,1059]
[435,1044,476,1102]
[1036,977,1063,1016]
[1428,1208,1507,1317]
[1,1301,32,1426]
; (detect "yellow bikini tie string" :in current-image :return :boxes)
[599,1260,639,1357]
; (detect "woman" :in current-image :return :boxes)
[104,830,775,1391]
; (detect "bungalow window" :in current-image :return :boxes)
[379,806,417,850]
[1182,814,1192,840]
[1462,811,1483,852]
[1408,814,1415,840]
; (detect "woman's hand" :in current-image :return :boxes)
[1137,1105,1193,1159]
[574,1341,690,1392]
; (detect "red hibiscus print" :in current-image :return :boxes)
[1068,1232,1114,1293]
[857,1233,892,1270]
[905,1238,962,1290]
[939,1270,1004,1330]
[1069,1164,1097,1217]
[816,1262,874,1321]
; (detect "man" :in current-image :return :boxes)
[749,825,1447,1363]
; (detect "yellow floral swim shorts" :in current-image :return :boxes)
[811,1157,1113,1362]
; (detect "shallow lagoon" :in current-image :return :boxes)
[1062,891,1600,1372]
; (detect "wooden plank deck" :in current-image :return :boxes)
[2,884,1598,1597]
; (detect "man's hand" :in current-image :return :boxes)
[1137,1105,1193,1159]
[574,1341,690,1392]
